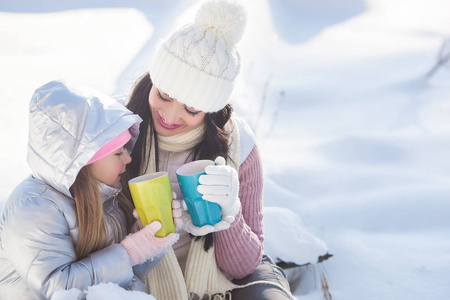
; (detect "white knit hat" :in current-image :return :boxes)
[150,0,247,113]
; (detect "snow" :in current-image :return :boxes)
[263,207,328,266]
[51,283,156,300]
[1,0,450,299]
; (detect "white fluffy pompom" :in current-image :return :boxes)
[195,0,247,44]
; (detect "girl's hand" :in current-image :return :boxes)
[121,221,179,266]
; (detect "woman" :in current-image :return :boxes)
[124,0,293,299]
[0,80,179,300]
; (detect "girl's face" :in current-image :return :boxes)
[91,146,132,188]
[148,86,206,137]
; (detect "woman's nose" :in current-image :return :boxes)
[162,111,178,125]
[162,102,183,125]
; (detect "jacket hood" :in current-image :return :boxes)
[27,80,142,198]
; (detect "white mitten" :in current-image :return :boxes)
[197,156,241,221]
[132,209,143,231]
[180,200,231,236]
[172,200,183,230]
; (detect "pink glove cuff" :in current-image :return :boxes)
[121,234,145,266]
[121,221,179,266]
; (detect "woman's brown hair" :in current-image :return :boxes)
[124,72,233,250]
[70,165,134,260]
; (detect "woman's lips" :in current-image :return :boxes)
[158,114,182,130]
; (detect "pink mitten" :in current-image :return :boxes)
[120,221,179,266]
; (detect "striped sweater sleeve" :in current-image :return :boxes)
[214,145,264,279]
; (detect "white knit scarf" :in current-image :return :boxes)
[143,116,294,300]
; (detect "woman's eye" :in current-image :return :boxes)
[185,106,200,116]
[158,91,170,102]
[185,108,199,116]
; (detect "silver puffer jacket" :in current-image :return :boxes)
[0,81,148,299]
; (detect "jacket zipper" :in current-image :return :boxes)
[112,191,119,206]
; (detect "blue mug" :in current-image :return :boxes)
[176,160,222,227]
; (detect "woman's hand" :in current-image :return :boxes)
[179,199,232,236]
[177,156,241,236]
[172,199,183,230]
[132,209,143,231]
[198,156,241,221]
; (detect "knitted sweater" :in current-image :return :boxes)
[215,145,264,278]
[158,114,264,279]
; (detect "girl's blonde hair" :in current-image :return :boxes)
[70,165,134,260]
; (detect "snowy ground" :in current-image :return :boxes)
[1,0,450,299]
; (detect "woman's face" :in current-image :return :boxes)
[91,146,132,188]
[148,86,206,137]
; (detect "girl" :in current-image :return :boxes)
[123,0,293,299]
[0,80,179,300]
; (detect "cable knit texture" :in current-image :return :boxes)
[150,0,247,113]
[215,146,264,278]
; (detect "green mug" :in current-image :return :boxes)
[128,172,176,237]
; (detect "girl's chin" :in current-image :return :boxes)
[112,178,121,189]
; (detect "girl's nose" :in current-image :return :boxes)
[124,151,132,165]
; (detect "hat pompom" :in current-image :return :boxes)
[195,0,247,44]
